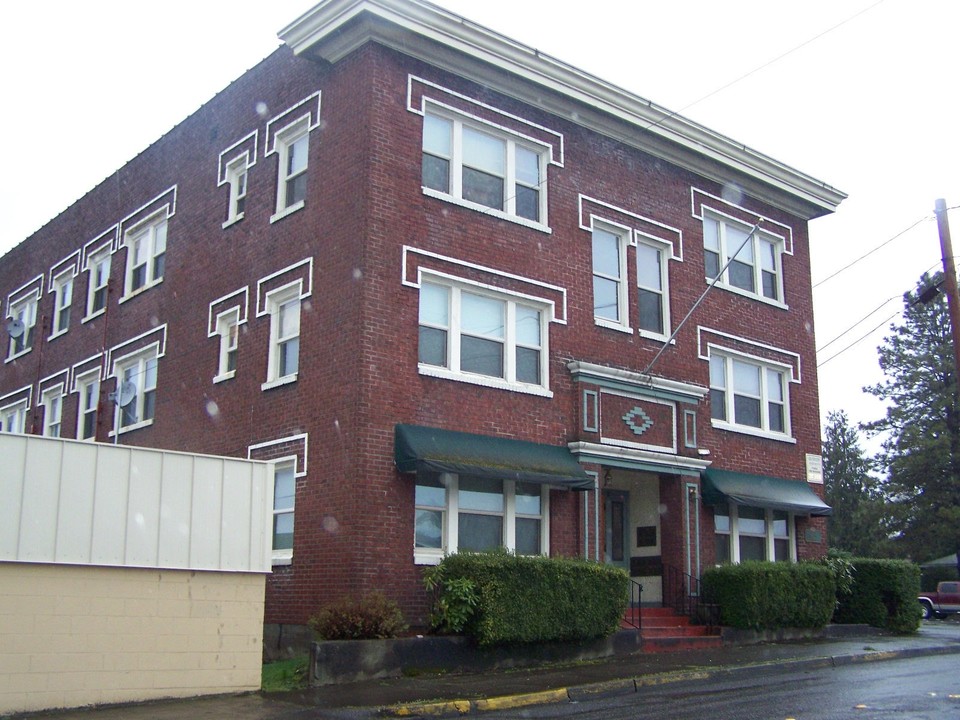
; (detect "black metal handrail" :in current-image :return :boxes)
[662,563,719,628]
[622,578,643,630]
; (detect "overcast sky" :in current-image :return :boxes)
[2,0,958,453]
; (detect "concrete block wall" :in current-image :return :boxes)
[0,563,265,716]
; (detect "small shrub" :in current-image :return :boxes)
[833,558,920,633]
[309,591,408,640]
[423,565,478,633]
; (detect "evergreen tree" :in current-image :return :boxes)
[821,409,889,556]
[864,272,960,565]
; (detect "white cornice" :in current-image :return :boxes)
[279,0,846,219]
[568,441,711,476]
[567,360,708,402]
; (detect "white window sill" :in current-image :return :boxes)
[222,213,245,230]
[271,555,292,567]
[111,419,154,437]
[82,308,106,324]
[4,349,31,364]
[47,329,68,342]
[595,318,632,334]
[422,187,551,234]
[704,278,788,310]
[213,371,236,384]
[270,201,305,224]
[262,374,298,391]
[638,329,673,344]
[414,550,444,566]
[419,364,553,398]
[119,278,163,305]
[710,419,796,444]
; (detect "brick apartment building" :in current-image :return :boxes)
[0,0,842,631]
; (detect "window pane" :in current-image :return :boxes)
[273,513,294,550]
[416,476,446,507]
[515,482,541,515]
[636,243,662,290]
[728,260,754,291]
[638,289,663,334]
[734,395,761,427]
[419,283,449,326]
[762,270,778,300]
[760,239,777,271]
[715,534,730,563]
[462,127,504,175]
[423,115,452,156]
[774,538,790,562]
[703,217,720,251]
[287,173,307,206]
[144,357,158,389]
[714,504,730,533]
[458,476,503,512]
[766,369,783,401]
[772,511,788,537]
[280,338,299,377]
[279,300,300,337]
[515,306,540,346]
[275,467,296,511]
[593,277,619,321]
[592,229,620,277]
[768,402,784,432]
[733,361,760,396]
[515,185,539,221]
[154,222,167,254]
[705,250,720,279]
[709,355,726,388]
[515,517,540,555]
[288,134,308,176]
[516,346,540,384]
[739,535,765,561]
[422,154,450,193]
[710,388,726,420]
[462,167,504,209]
[415,509,443,548]
[515,146,539,186]
[461,336,503,377]
[418,327,447,366]
[458,514,502,552]
[461,293,504,339]
[738,506,766,535]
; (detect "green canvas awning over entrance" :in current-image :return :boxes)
[395,424,593,490]
[701,468,832,516]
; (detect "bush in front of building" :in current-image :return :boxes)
[832,558,920,633]
[702,561,835,630]
[424,551,628,647]
[308,592,409,640]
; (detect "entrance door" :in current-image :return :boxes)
[604,490,630,571]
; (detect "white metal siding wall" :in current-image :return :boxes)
[0,434,273,573]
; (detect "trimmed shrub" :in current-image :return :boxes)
[701,562,835,630]
[309,592,408,640]
[425,551,628,647]
[833,558,920,633]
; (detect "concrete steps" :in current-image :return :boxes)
[622,607,723,653]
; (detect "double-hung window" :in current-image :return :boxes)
[52,273,73,337]
[422,111,546,226]
[76,371,99,440]
[273,123,309,219]
[263,286,300,389]
[703,214,783,303]
[637,239,669,338]
[116,351,158,432]
[714,503,795,563]
[592,226,627,328]
[215,309,240,382]
[224,157,249,225]
[0,400,27,434]
[87,249,111,317]
[125,216,166,295]
[42,388,63,437]
[418,280,548,394]
[6,296,37,359]
[710,352,790,438]
[272,460,296,563]
[414,473,548,564]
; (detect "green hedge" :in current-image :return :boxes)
[921,565,958,591]
[425,552,628,647]
[701,562,835,630]
[833,558,920,633]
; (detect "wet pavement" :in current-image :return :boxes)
[8,622,960,719]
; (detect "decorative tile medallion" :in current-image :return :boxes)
[623,406,654,436]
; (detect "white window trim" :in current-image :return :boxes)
[709,349,795,443]
[41,385,64,438]
[6,294,38,361]
[422,106,551,234]
[720,503,797,564]
[592,223,631,334]
[75,369,100,441]
[703,212,787,309]
[120,214,167,300]
[270,457,298,565]
[49,271,74,340]
[222,156,249,228]
[636,235,672,342]
[414,473,550,565]
[83,246,112,321]
[214,307,240,383]
[0,398,28,434]
[262,283,301,391]
[269,119,309,224]
[418,274,553,398]
[111,348,159,435]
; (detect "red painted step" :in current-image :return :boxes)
[621,606,723,653]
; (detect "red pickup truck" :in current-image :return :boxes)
[919,581,960,620]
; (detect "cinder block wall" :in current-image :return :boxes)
[0,563,265,715]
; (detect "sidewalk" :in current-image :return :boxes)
[9,623,960,720]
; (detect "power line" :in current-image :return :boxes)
[816,294,901,353]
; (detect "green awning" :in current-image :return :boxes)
[395,424,593,490]
[701,468,832,516]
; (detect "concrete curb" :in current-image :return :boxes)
[378,644,960,717]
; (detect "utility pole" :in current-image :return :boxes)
[934,198,960,578]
